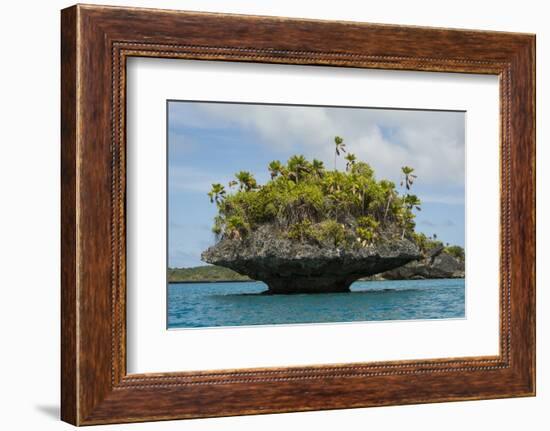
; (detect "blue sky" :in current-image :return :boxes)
[168,101,465,268]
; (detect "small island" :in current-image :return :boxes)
[195,137,463,294]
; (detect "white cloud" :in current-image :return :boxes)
[169,102,465,189]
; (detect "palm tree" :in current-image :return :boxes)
[287,155,310,183]
[208,183,226,204]
[235,171,257,191]
[400,194,421,239]
[268,160,283,179]
[345,153,357,172]
[228,180,238,189]
[383,188,396,222]
[351,177,368,215]
[334,136,346,170]
[325,175,342,221]
[349,182,362,207]
[404,194,422,212]
[311,159,325,178]
[401,166,417,190]
[325,175,340,195]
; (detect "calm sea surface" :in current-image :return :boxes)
[167,278,465,329]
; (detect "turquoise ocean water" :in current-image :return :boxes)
[167,278,465,329]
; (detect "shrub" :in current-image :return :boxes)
[312,220,347,247]
[445,245,465,261]
[287,220,314,241]
[412,232,444,253]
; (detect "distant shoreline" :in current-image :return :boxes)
[168,277,464,284]
[168,264,464,284]
[169,279,258,284]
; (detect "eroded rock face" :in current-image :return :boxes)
[201,225,421,294]
[379,246,464,280]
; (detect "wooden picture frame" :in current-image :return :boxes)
[61,4,535,425]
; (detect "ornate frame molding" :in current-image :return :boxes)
[61,5,534,425]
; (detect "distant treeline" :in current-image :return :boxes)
[168,266,251,283]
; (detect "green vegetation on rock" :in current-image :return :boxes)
[410,231,465,262]
[208,136,423,248]
[444,244,465,261]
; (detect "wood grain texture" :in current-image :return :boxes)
[60,4,536,425]
[60,5,78,425]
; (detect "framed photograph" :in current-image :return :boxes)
[61,4,535,425]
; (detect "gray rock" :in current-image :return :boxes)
[379,247,464,280]
[201,225,421,294]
